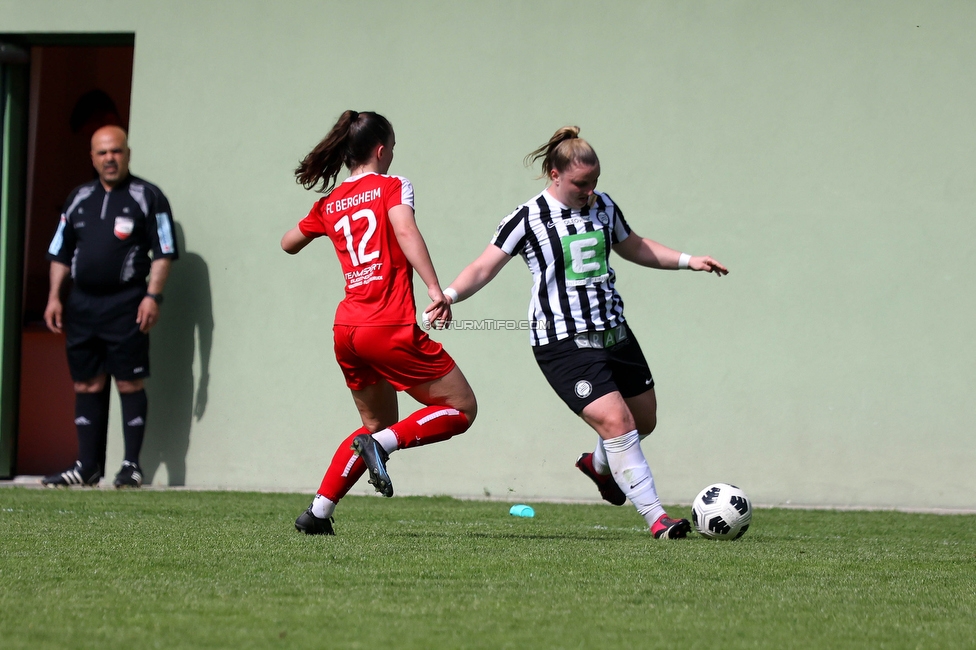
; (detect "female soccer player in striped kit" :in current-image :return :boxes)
[282,110,477,535]
[435,126,727,538]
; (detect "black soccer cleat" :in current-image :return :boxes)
[351,433,394,497]
[295,507,335,535]
[41,461,101,488]
[575,453,627,506]
[113,461,143,489]
[651,515,692,539]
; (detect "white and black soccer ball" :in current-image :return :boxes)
[691,483,752,540]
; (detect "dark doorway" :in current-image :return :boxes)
[0,34,134,476]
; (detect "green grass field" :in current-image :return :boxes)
[1,488,973,649]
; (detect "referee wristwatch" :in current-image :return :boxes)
[146,292,164,305]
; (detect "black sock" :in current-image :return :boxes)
[120,389,147,465]
[75,391,109,475]
[95,384,111,474]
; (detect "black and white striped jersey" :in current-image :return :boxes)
[491,190,631,346]
[47,174,178,293]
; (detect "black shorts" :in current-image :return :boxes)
[64,285,150,382]
[532,322,654,415]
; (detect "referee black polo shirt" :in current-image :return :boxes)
[47,174,179,293]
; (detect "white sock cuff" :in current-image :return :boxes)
[311,494,336,519]
[371,428,399,454]
[602,429,640,453]
[591,438,609,475]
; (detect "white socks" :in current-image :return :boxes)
[591,438,610,475]
[311,494,336,519]
[590,432,650,476]
[371,428,399,454]
[602,429,665,527]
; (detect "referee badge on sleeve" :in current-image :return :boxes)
[114,216,134,240]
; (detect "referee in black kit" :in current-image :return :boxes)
[42,125,179,488]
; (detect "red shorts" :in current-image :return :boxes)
[333,324,456,391]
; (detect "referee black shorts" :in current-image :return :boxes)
[64,285,150,382]
[532,322,654,415]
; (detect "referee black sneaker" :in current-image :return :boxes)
[41,461,101,488]
[295,507,335,535]
[576,453,627,506]
[352,433,393,497]
[113,461,143,489]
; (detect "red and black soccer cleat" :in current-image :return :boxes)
[651,514,692,539]
[575,453,627,506]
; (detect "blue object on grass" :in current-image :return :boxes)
[509,504,535,518]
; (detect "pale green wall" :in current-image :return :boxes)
[2,1,974,509]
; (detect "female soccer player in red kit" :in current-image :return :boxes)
[281,110,477,535]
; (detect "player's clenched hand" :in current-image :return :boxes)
[44,299,63,334]
[690,256,729,276]
[423,287,452,330]
[136,296,161,333]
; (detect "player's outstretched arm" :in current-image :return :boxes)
[442,245,512,304]
[281,226,313,254]
[612,231,728,276]
[389,205,452,325]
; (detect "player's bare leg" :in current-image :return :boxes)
[300,370,477,532]
[580,388,658,504]
[307,367,474,513]
[581,392,688,538]
[354,366,477,497]
[404,366,478,426]
[299,380,399,533]
[348,379,400,497]
[345,379,401,497]
[350,379,399,432]
[624,389,657,437]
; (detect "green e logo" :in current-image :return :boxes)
[562,231,609,286]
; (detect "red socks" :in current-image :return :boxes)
[389,405,470,449]
[316,427,369,502]
[316,406,470,502]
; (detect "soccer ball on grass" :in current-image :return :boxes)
[691,483,752,540]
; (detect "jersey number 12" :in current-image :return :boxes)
[334,209,379,266]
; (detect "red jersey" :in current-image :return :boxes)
[299,173,417,326]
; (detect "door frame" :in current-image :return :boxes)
[0,33,134,478]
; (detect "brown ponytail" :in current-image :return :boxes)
[295,110,394,193]
[524,126,599,178]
